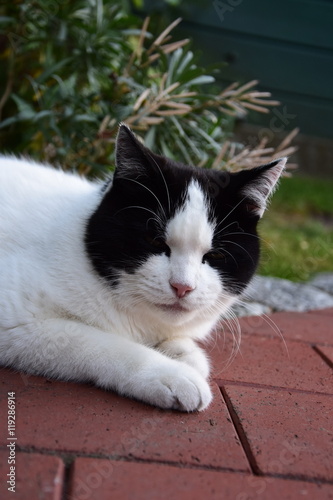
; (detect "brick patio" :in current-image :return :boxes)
[1,309,333,499]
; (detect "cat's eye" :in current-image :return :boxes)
[145,234,170,255]
[203,251,225,263]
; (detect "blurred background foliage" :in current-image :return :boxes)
[0,0,296,177]
[1,0,332,281]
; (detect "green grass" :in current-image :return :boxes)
[258,175,333,281]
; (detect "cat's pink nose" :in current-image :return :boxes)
[170,282,194,298]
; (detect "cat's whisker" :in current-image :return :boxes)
[221,231,259,240]
[113,205,164,227]
[146,152,171,215]
[122,178,167,221]
[214,307,242,374]
[220,240,256,265]
[216,247,238,266]
[213,220,239,237]
[218,196,248,227]
[226,296,289,357]
[218,231,273,249]
[258,312,289,357]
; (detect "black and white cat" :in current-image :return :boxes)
[0,125,286,411]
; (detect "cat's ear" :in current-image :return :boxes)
[239,157,287,217]
[115,123,152,178]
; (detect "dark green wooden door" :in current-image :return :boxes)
[145,0,333,139]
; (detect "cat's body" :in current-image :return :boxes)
[0,125,286,411]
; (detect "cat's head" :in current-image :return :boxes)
[86,125,286,331]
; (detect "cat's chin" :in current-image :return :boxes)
[149,301,198,325]
[156,302,189,314]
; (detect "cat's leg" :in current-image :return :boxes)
[1,318,212,412]
[156,338,210,379]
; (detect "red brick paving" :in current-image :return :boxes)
[222,386,333,481]
[316,345,333,368]
[0,451,64,500]
[308,307,333,317]
[1,309,333,499]
[70,460,333,500]
[2,379,248,470]
[210,335,333,393]
[232,310,333,344]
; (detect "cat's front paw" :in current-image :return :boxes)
[141,361,212,412]
[157,338,210,379]
[177,348,210,379]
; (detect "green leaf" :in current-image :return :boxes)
[144,126,156,149]
[73,114,98,123]
[0,116,20,129]
[160,137,174,159]
[11,94,35,119]
[175,50,194,79]
[0,16,15,24]
[36,58,73,84]
[186,75,215,86]
[32,110,53,122]
[166,48,185,87]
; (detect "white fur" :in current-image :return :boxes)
[0,157,238,411]
[166,180,212,287]
[241,157,287,217]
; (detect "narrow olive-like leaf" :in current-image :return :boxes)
[32,110,53,122]
[0,116,20,129]
[73,114,98,122]
[11,94,35,116]
[0,16,15,25]
[174,134,192,164]
[144,125,156,149]
[241,102,270,113]
[36,58,73,84]
[151,18,182,49]
[166,48,184,87]
[163,101,192,111]
[175,50,194,79]
[155,109,188,116]
[186,75,215,86]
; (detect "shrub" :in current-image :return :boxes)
[0,1,296,177]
